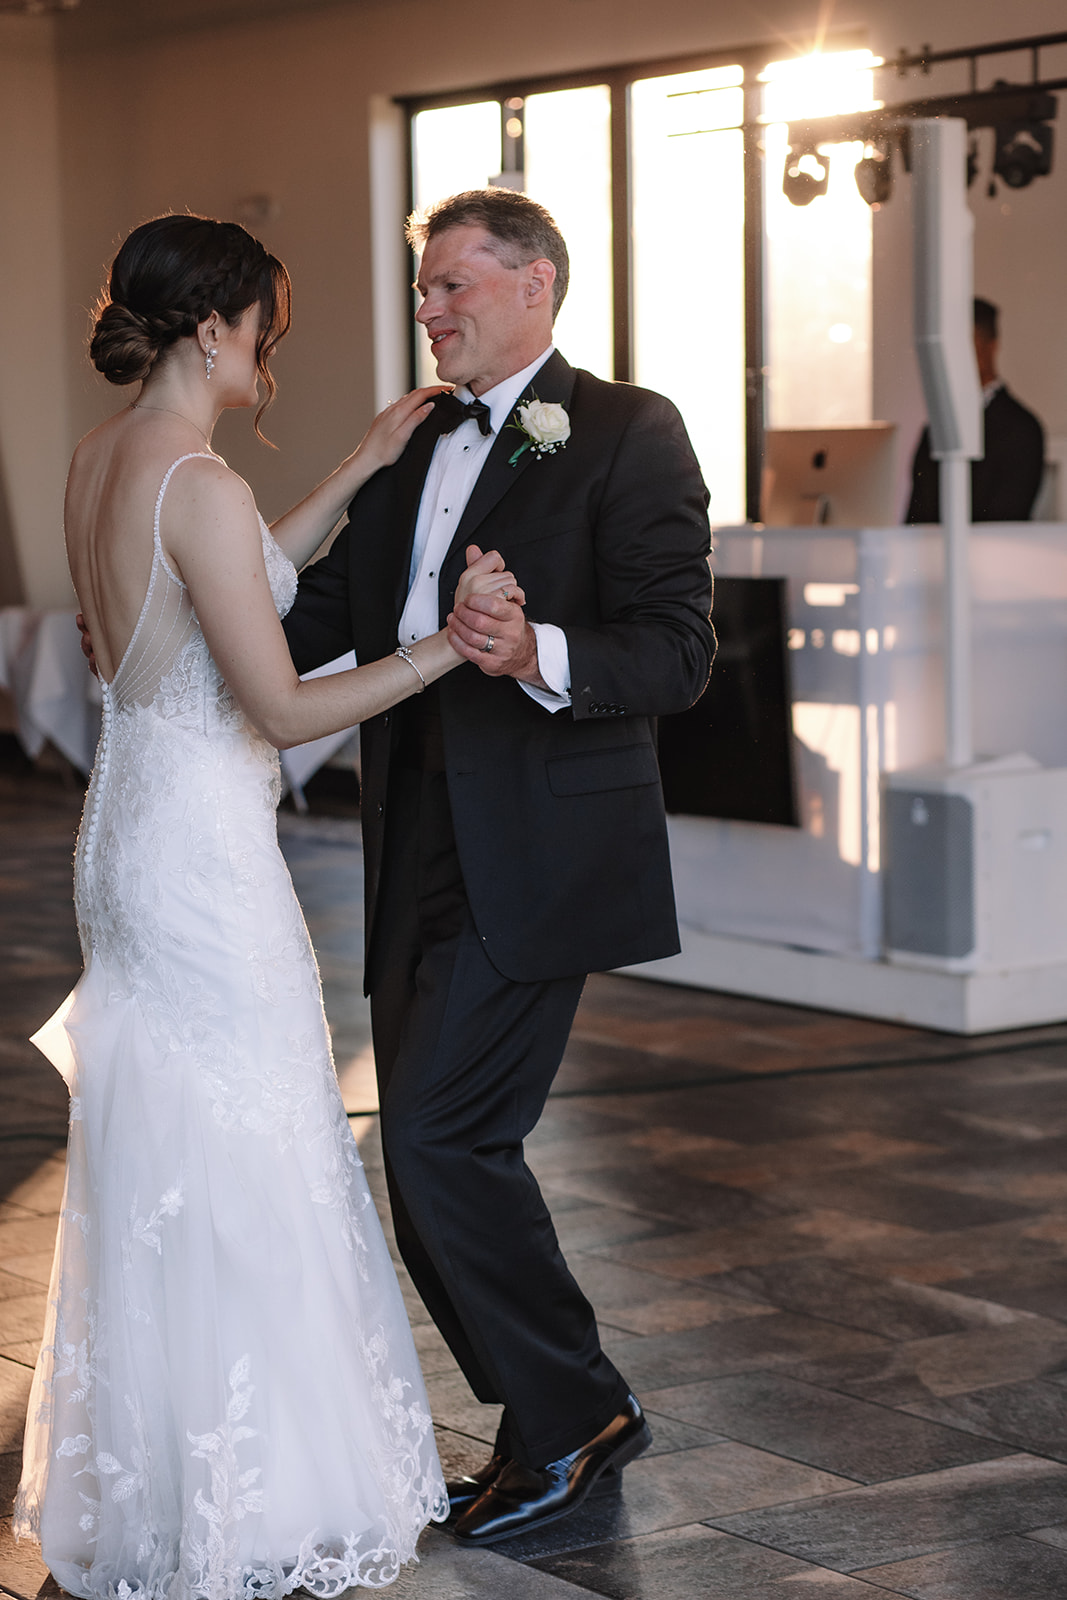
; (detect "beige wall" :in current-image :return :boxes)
[2,0,1065,602]
[0,15,71,606]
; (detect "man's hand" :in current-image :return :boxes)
[448,545,545,686]
[76,613,99,679]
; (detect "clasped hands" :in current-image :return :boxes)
[449,544,540,684]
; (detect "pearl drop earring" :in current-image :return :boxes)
[205,347,217,380]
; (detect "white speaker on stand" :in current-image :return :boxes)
[882,120,1067,980]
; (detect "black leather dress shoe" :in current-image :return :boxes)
[444,1450,508,1518]
[451,1395,652,1545]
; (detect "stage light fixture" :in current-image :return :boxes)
[993,119,1053,188]
[854,141,892,206]
[782,146,831,206]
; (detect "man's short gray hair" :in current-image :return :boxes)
[406,189,569,319]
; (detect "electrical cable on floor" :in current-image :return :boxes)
[338,1020,1067,1119]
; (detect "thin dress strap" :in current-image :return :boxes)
[153,452,219,586]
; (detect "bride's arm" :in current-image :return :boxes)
[166,460,516,749]
[269,386,448,569]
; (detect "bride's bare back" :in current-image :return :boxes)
[65,409,212,685]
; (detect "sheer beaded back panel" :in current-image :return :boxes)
[107,456,205,711]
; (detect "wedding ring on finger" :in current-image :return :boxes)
[482,635,495,653]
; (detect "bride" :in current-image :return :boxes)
[13,213,520,1598]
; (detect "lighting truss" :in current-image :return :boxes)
[779,29,1066,205]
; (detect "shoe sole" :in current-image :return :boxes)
[453,1420,653,1547]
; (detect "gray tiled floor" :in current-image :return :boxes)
[6,761,1067,1598]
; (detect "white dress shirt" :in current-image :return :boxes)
[397,347,571,713]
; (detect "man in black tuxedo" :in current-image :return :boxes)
[906,297,1046,523]
[282,189,714,1545]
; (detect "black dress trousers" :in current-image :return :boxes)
[367,688,630,1469]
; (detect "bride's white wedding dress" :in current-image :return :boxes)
[15,455,447,1598]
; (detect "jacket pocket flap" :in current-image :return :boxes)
[547,744,660,797]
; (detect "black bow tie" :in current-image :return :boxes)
[436,392,493,437]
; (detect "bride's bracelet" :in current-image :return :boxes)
[394,645,426,693]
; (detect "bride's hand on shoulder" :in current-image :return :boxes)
[270,386,450,570]
[352,385,451,477]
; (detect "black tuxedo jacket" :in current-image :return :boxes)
[283,351,715,983]
[906,384,1046,523]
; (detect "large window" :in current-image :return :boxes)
[761,50,878,429]
[405,42,877,525]
[629,65,746,525]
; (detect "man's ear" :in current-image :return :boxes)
[524,258,556,308]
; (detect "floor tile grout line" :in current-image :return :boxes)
[525,1523,915,1596]
[695,1499,1008,1572]
[639,1368,1034,1471]
[696,1505,1067,1588]
[706,1515,924,1584]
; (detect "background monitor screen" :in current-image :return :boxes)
[762,423,896,526]
[657,575,799,827]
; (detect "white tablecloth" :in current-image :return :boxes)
[277,652,360,810]
[0,607,101,774]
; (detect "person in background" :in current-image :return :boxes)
[906,296,1046,523]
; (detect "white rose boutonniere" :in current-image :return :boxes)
[507,396,570,466]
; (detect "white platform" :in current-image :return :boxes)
[642,521,1067,1036]
[623,928,1067,1037]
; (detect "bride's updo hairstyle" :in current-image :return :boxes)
[90,213,292,435]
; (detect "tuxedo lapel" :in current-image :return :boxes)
[449,351,577,556]
[387,396,454,619]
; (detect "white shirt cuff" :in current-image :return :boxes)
[521,622,571,714]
